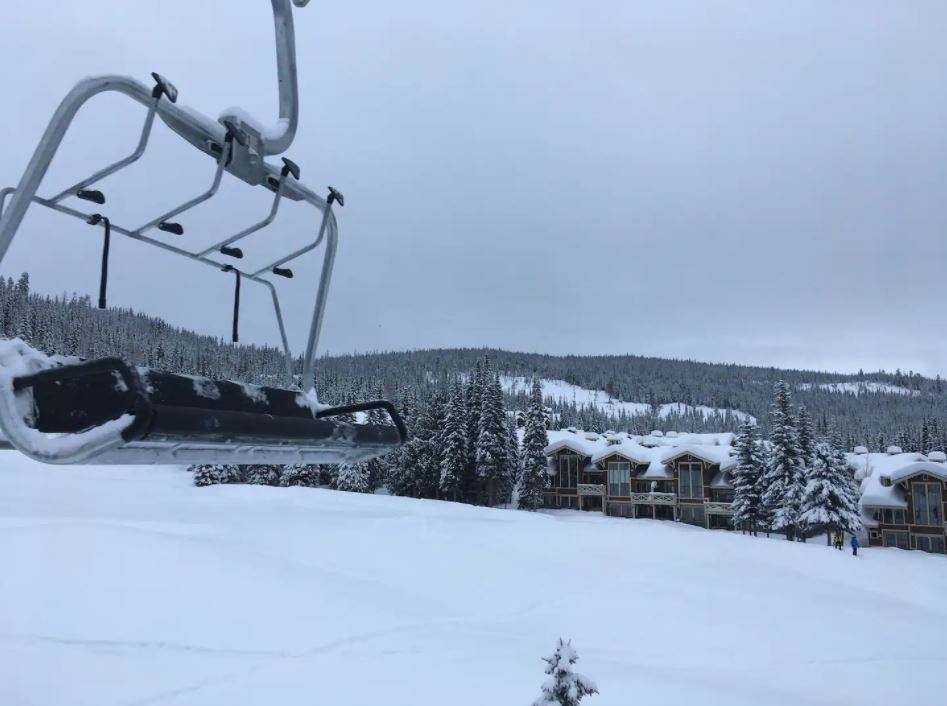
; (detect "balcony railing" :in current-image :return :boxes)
[631,492,677,506]
[705,501,735,514]
[577,483,605,496]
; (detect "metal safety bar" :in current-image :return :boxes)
[131,138,233,235]
[197,172,287,256]
[48,96,160,203]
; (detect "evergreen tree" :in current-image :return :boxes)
[191,464,241,486]
[477,370,512,506]
[246,464,281,486]
[439,380,468,502]
[279,464,320,487]
[336,462,370,492]
[507,413,521,495]
[797,405,815,465]
[799,440,863,543]
[731,420,764,535]
[466,358,486,478]
[519,377,551,511]
[761,381,804,540]
[533,638,598,706]
[365,382,393,491]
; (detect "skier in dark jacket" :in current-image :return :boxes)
[850,535,859,556]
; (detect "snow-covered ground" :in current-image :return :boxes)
[798,381,919,396]
[2,456,945,706]
[502,376,756,423]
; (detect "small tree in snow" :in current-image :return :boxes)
[799,440,863,543]
[519,377,550,511]
[336,462,370,493]
[279,464,320,487]
[191,464,241,486]
[246,464,281,486]
[533,638,598,706]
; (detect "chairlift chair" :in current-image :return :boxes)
[0,0,406,465]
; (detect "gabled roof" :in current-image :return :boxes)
[881,461,947,485]
[660,445,737,471]
[543,429,609,458]
[591,440,652,465]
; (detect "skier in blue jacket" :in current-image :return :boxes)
[850,535,859,556]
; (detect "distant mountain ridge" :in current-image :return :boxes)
[4,273,945,450]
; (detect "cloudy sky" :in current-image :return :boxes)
[2,1,946,376]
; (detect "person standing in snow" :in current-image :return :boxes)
[834,532,843,551]
[850,535,859,556]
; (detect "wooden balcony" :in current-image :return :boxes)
[577,483,605,497]
[705,501,735,514]
[631,492,677,506]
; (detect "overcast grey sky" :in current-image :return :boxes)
[2,1,946,376]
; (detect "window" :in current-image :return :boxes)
[680,505,705,526]
[585,471,604,485]
[556,455,579,489]
[678,462,704,499]
[882,531,909,550]
[607,462,631,496]
[915,535,946,553]
[912,482,943,526]
[607,502,632,517]
[711,489,735,503]
[881,508,906,525]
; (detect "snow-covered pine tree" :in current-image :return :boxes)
[519,376,550,511]
[761,381,804,540]
[533,638,598,706]
[439,379,468,502]
[191,463,242,486]
[365,381,392,491]
[507,413,521,496]
[192,464,221,486]
[319,464,339,488]
[246,464,281,486]
[730,419,764,535]
[799,439,863,543]
[279,464,320,487]
[477,370,512,506]
[797,405,815,467]
[465,358,486,486]
[336,462,370,492]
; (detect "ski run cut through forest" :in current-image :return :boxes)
[1,456,945,706]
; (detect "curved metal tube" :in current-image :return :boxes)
[261,0,303,155]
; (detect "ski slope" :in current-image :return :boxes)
[798,381,919,396]
[2,457,944,706]
[501,376,756,423]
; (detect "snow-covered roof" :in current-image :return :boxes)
[710,471,733,489]
[881,461,947,485]
[547,429,737,479]
[660,444,737,471]
[847,451,922,509]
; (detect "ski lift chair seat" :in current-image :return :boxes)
[8,357,404,465]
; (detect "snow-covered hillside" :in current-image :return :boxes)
[798,381,919,396]
[502,376,756,423]
[2,457,944,706]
